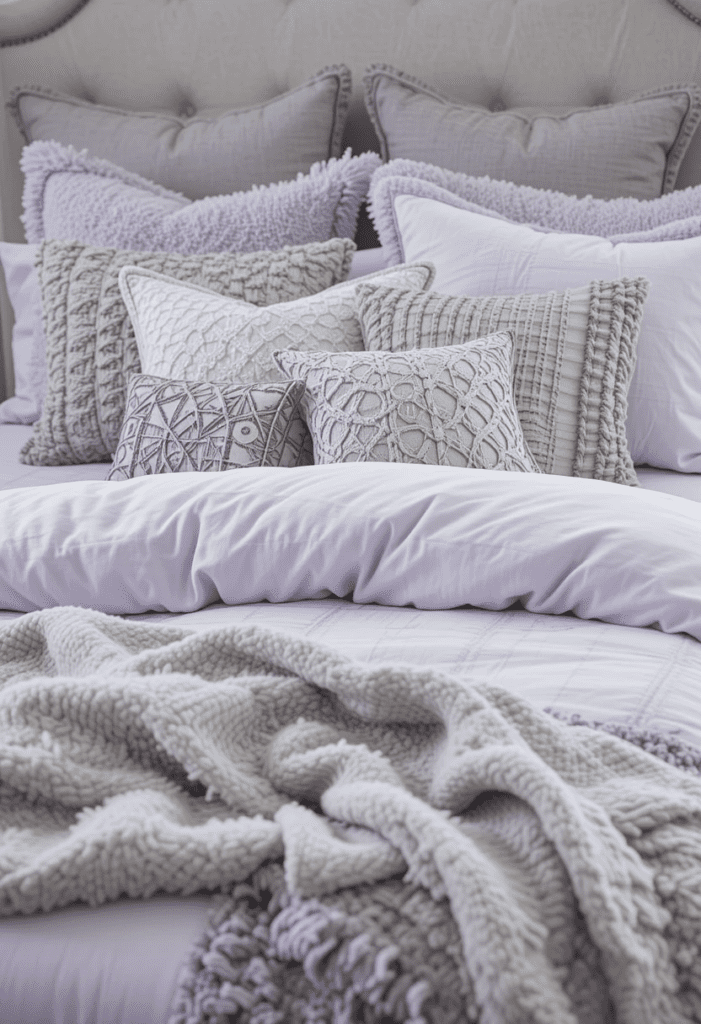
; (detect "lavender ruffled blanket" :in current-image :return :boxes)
[3,608,701,1024]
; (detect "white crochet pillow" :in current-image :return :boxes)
[21,140,380,253]
[273,334,539,473]
[119,263,435,386]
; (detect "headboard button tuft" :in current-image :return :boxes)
[490,98,506,112]
[179,101,196,119]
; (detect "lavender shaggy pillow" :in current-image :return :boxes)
[369,159,701,264]
[21,140,380,253]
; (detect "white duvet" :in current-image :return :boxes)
[1,463,699,638]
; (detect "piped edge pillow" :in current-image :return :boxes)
[364,65,701,201]
[11,67,352,200]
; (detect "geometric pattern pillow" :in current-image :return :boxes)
[20,236,354,467]
[108,375,312,480]
[274,334,539,473]
[356,278,650,485]
[118,262,436,387]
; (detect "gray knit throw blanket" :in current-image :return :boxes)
[3,609,701,1024]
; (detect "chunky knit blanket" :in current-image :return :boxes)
[3,608,701,1024]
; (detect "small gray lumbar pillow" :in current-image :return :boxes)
[355,278,650,485]
[273,334,539,473]
[10,66,352,200]
[364,64,701,200]
[21,236,355,467]
[108,375,312,480]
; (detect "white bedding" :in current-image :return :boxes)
[2,433,701,1024]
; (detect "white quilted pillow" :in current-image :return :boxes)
[119,263,436,384]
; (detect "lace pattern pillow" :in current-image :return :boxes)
[273,335,539,472]
[119,262,435,387]
[20,237,354,467]
[108,375,312,480]
[356,278,649,485]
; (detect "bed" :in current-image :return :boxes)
[3,1,701,1022]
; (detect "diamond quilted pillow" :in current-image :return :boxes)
[108,375,312,480]
[273,334,539,473]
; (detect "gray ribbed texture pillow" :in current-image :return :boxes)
[108,375,312,481]
[20,236,354,466]
[356,279,650,485]
[274,334,539,473]
[364,65,701,201]
[10,67,352,201]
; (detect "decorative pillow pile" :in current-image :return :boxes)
[11,67,352,200]
[389,193,700,473]
[108,375,312,481]
[369,162,701,264]
[20,236,355,466]
[364,65,701,200]
[356,279,649,484]
[20,140,380,253]
[118,262,435,387]
[273,334,538,472]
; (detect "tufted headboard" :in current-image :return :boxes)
[1,0,701,402]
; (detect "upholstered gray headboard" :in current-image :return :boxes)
[0,0,700,402]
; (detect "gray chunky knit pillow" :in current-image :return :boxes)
[274,334,539,473]
[356,278,650,485]
[20,236,354,466]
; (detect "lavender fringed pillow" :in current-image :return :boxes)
[370,161,701,264]
[21,140,380,253]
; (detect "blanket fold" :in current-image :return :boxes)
[2,607,701,1023]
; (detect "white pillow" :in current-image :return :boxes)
[0,243,44,424]
[119,263,436,385]
[394,194,698,473]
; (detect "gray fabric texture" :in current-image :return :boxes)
[108,375,313,481]
[274,334,540,473]
[3,608,701,1023]
[10,67,352,200]
[356,278,649,485]
[173,707,701,1024]
[364,65,701,201]
[20,140,380,252]
[20,237,354,466]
